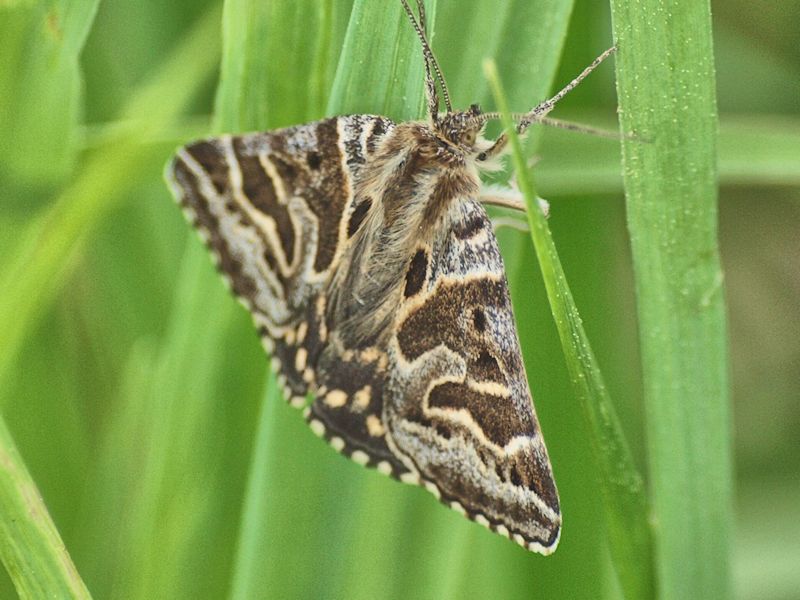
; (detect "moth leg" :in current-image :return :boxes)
[479,184,550,218]
[490,216,530,234]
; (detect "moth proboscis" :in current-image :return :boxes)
[166,0,614,554]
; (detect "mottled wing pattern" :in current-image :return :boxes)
[166,115,395,406]
[167,112,559,554]
[384,198,561,553]
[305,340,412,478]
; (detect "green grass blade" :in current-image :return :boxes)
[0,417,92,599]
[218,2,366,597]
[0,5,222,392]
[485,60,654,600]
[439,3,624,598]
[327,0,434,119]
[609,1,734,598]
[217,0,347,131]
[0,0,100,188]
[226,3,436,598]
[115,246,236,599]
[227,376,281,600]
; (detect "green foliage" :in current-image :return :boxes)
[1,1,798,599]
[610,1,733,597]
[0,0,100,187]
[0,419,91,599]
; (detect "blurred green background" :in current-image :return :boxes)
[1,0,798,599]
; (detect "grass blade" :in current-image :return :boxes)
[0,5,222,392]
[0,417,91,599]
[327,0,434,119]
[0,0,100,188]
[609,0,734,598]
[217,0,348,131]
[484,60,654,600]
[219,2,369,597]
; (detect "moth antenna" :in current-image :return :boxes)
[414,0,427,33]
[480,112,629,141]
[400,0,453,121]
[414,0,452,114]
[479,46,617,161]
[533,116,637,141]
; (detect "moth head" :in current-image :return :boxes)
[433,104,490,156]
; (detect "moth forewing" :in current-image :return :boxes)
[161,0,632,556]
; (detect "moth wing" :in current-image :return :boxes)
[385,198,561,554]
[166,116,394,404]
[304,342,413,478]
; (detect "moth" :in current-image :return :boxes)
[166,0,613,554]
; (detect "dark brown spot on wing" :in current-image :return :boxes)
[404,249,428,298]
[348,197,372,237]
[473,307,486,332]
[366,117,390,154]
[473,350,501,381]
[454,214,486,240]
[306,151,322,170]
[398,278,507,361]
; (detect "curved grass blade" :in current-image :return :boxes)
[485,59,654,600]
[0,417,92,599]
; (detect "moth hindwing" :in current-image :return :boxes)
[166,0,616,555]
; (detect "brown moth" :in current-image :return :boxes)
[166,0,614,554]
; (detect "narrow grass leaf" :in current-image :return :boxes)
[217,0,347,131]
[0,5,222,392]
[0,0,100,188]
[327,0,435,120]
[609,0,734,598]
[226,0,433,594]
[0,417,91,599]
[440,3,620,599]
[485,60,654,600]
[117,245,236,599]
